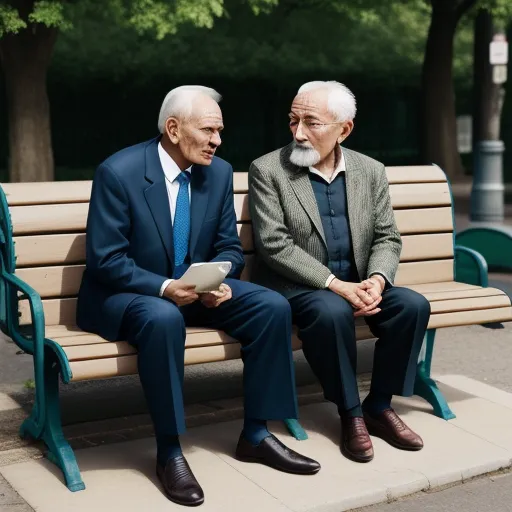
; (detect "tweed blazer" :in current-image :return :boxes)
[248,143,402,298]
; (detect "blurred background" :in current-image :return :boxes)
[1,0,512,186]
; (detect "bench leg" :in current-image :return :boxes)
[21,354,85,492]
[283,419,308,440]
[414,329,456,420]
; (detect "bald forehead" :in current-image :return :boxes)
[189,93,222,120]
[291,89,333,120]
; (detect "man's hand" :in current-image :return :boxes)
[353,276,385,317]
[199,283,232,308]
[361,275,385,299]
[328,278,380,312]
[163,280,199,306]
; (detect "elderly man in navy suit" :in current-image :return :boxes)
[77,86,319,507]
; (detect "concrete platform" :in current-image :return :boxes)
[2,375,512,512]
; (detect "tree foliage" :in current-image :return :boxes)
[0,0,278,39]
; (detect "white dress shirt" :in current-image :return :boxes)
[309,151,346,288]
[158,142,192,296]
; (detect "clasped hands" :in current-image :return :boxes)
[163,280,232,308]
[328,275,385,317]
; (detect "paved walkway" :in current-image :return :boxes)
[3,374,512,512]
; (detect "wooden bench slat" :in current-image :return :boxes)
[394,259,454,286]
[14,224,254,268]
[405,281,480,293]
[10,195,250,236]
[65,305,512,381]
[57,329,238,350]
[2,181,93,206]
[12,211,455,265]
[2,167,444,207]
[20,298,77,326]
[11,204,89,235]
[41,287,508,341]
[385,166,446,184]
[238,224,253,252]
[14,234,86,267]
[428,306,512,329]
[400,233,453,262]
[234,194,250,221]
[389,183,451,209]
[16,257,455,300]
[16,265,85,299]
[394,208,453,235]
[430,295,511,314]
[45,325,89,338]
[62,293,509,360]
[66,327,377,381]
[420,287,508,302]
[233,173,248,193]
[45,324,222,340]
[9,198,453,239]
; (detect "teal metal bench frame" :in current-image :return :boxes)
[0,166,491,491]
[456,226,512,274]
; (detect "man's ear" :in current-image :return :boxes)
[337,120,354,144]
[166,117,180,144]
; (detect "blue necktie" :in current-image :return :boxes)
[173,171,191,267]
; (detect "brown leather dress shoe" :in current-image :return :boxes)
[236,434,321,475]
[340,416,374,463]
[364,409,424,451]
[156,455,205,507]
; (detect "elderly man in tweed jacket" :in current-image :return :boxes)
[249,81,431,463]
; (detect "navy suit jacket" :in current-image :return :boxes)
[76,136,245,341]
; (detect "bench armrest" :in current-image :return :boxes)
[2,271,46,352]
[2,271,47,429]
[454,245,489,287]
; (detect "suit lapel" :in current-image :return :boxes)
[143,139,174,265]
[343,148,364,277]
[286,162,327,248]
[189,164,208,256]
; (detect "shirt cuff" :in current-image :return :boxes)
[325,274,336,288]
[159,279,173,297]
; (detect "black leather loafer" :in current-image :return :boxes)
[235,434,321,475]
[156,455,204,507]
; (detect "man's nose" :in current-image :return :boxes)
[294,122,308,142]
[210,131,222,147]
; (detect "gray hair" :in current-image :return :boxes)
[157,85,222,133]
[297,81,357,122]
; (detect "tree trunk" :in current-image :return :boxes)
[473,9,505,142]
[0,2,57,182]
[420,5,464,180]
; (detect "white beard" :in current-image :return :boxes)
[289,144,321,167]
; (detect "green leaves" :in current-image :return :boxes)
[28,1,71,28]
[128,0,224,39]
[0,4,26,36]
[0,0,279,41]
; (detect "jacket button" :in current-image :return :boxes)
[330,209,335,216]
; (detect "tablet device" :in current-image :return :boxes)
[180,262,232,293]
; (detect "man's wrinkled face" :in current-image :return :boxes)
[289,89,349,167]
[166,95,224,166]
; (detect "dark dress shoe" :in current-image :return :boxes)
[364,409,424,451]
[340,416,374,463]
[156,455,205,507]
[236,434,321,475]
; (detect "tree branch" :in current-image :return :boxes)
[455,0,479,19]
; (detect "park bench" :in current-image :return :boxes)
[0,164,511,492]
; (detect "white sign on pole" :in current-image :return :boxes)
[493,64,508,84]
[490,35,508,65]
